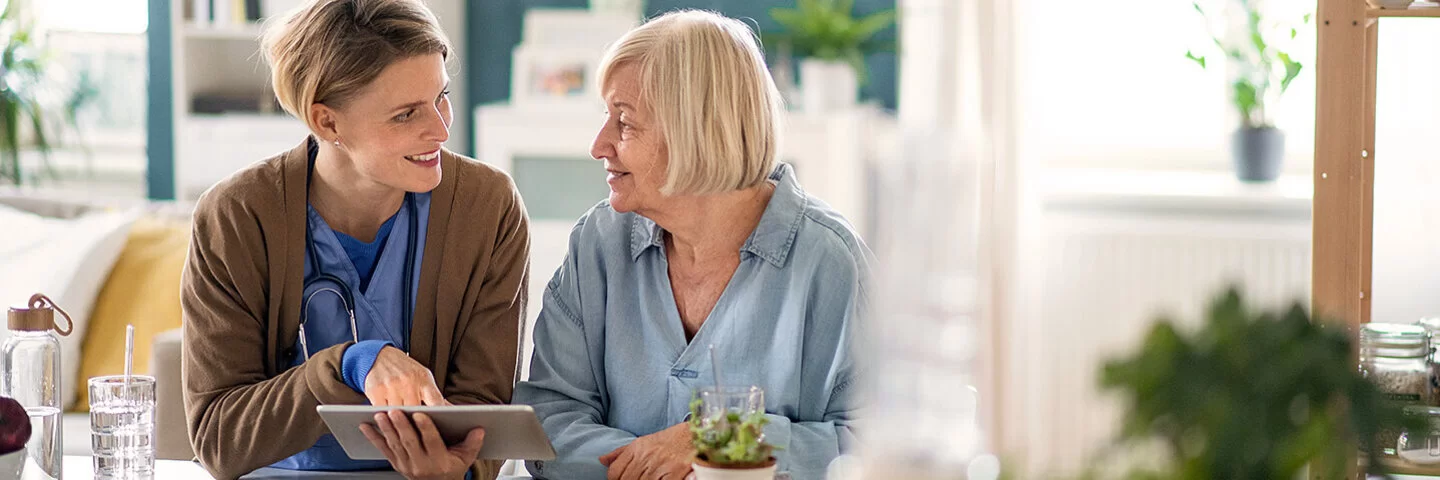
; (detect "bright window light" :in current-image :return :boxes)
[37,0,147,34]
[1017,0,1316,171]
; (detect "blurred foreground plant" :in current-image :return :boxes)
[1095,286,1421,479]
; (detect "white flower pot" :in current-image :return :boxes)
[800,59,858,113]
[0,448,25,479]
[691,459,778,480]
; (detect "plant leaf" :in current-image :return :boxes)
[1185,50,1207,69]
[1278,52,1303,93]
[852,9,896,41]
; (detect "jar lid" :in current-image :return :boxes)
[1362,323,1430,358]
[1418,317,1440,333]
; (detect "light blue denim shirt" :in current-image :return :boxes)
[514,164,871,480]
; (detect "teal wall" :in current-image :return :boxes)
[465,0,899,154]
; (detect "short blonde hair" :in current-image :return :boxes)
[597,10,784,196]
[261,0,451,134]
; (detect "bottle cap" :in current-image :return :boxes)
[7,294,72,335]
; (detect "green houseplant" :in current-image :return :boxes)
[768,0,895,112]
[1093,287,1422,479]
[688,396,778,480]
[1183,0,1310,183]
[0,0,81,185]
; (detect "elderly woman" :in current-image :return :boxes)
[513,10,870,480]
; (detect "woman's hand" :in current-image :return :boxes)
[360,410,485,480]
[598,422,693,480]
[364,345,448,406]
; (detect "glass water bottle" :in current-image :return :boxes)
[1,294,74,480]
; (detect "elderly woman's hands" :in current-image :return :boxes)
[599,422,693,480]
[361,410,485,480]
[365,345,449,406]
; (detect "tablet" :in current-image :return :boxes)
[316,405,557,461]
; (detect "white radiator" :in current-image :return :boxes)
[1003,203,1312,475]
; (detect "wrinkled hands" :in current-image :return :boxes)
[364,345,448,406]
[599,422,693,480]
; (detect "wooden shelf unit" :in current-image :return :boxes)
[1368,5,1440,17]
[1315,0,1440,477]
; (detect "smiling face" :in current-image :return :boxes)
[590,63,671,214]
[311,53,452,193]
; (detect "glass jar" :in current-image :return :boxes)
[1399,406,1440,466]
[1362,323,1433,456]
[1417,317,1440,406]
[1362,323,1433,404]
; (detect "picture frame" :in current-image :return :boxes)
[510,44,603,111]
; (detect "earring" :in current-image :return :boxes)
[333,139,341,147]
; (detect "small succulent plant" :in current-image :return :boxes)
[689,396,777,468]
[0,396,31,455]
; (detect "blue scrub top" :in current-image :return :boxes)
[270,191,430,471]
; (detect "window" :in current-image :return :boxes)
[37,0,147,34]
[1017,0,1317,172]
[34,0,149,177]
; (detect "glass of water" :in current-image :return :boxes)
[696,385,765,423]
[88,375,155,479]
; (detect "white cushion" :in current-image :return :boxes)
[0,202,140,410]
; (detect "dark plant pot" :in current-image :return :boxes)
[1232,127,1285,183]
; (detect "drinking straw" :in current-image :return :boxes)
[124,324,135,391]
[708,344,724,388]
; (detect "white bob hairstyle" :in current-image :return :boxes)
[596,10,785,196]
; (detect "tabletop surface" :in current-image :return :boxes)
[57,456,533,479]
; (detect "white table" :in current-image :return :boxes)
[59,456,533,479]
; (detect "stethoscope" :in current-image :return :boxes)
[297,153,420,360]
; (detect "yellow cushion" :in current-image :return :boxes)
[74,215,190,412]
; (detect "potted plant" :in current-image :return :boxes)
[0,0,83,186]
[1183,0,1310,183]
[688,396,778,480]
[0,396,31,478]
[768,0,895,113]
[1092,286,1423,479]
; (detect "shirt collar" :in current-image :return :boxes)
[629,163,807,268]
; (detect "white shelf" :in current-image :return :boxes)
[182,23,263,41]
[175,113,309,201]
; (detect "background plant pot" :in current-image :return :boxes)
[691,456,778,480]
[0,448,25,478]
[800,59,857,113]
[1232,127,1285,183]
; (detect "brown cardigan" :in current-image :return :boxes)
[180,139,529,479]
